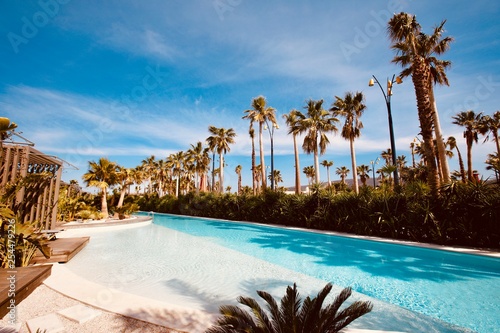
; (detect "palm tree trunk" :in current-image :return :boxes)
[314,150,320,184]
[326,166,331,187]
[466,135,473,182]
[259,122,266,189]
[493,131,500,157]
[211,152,215,192]
[429,84,450,183]
[435,153,442,181]
[350,138,359,194]
[455,147,466,183]
[195,171,200,195]
[237,173,241,195]
[219,153,224,193]
[251,133,256,195]
[101,189,108,218]
[412,59,440,197]
[293,134,301,194]
[117,187,126,208]
[200,173,207,192]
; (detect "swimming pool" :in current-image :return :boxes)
[65,213,500,333]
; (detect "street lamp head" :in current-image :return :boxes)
[387,80,392,89]
[395,76,403,84]
[368,78,374,87]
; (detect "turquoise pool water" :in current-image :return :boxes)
[149,213,499,333]
[65,213,499,332]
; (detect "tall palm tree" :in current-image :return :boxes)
[235,165,242,195]
[243,96,277,190]
[410,138,418,167]
[357,164,371,187]
[485,152,500,182]
[303,165,315,186]
[183,157,195,193]
[188,141,210,194]
[396,155,408,185]
[321,160,334,187]
[206,133,218,193]
[381,148,393,166]
[388,12,441,196]
[153,159,170,196]
[336,166,350,186]
[380,164,397,186]
[116,166,134,208]
[445,136,466,183]
[207,283,372,333]
[82,157,118,218]
[404,21,454,183]
[207,126,236,193]
[140,155,156,194]
[283,109,305,195]
[331,91,366,194]
[299,99,339,184]
[452,110,483,181]
[268,169,283,189]
[131,166,144,194]
[167,151,186,197]
[254,163,262,193]
[249,124,257,194]
[479,111,500,156]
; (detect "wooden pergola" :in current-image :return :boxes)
[0,144,63,230]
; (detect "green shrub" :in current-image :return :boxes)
[132,182,500,249]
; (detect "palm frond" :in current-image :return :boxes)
[238,295,273,331]
[278,284,302,331]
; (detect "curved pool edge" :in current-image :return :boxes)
[44,263,217,333]
[51,216,216,333]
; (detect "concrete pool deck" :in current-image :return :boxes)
[2,214,497,332]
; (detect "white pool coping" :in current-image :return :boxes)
[44,263,216,333]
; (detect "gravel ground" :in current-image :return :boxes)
[0,285,182,333]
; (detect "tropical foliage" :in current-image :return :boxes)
[136,181,499,248]
[206,283,372,333]
[0,205,51,268]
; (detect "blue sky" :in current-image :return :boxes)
[1,0,499,191]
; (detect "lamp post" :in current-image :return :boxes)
[370,157,380,188]
[369,74,402,187]
[264,120,279,191]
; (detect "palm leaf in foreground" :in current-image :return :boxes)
[206,283,372,333]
